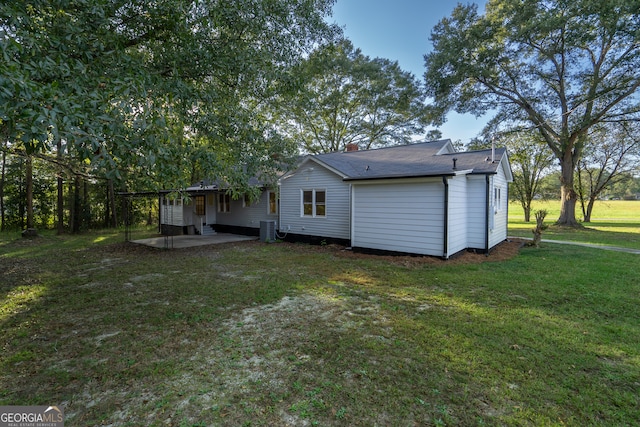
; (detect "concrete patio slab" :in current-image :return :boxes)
[131,233,258,249]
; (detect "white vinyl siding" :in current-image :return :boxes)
[466,176,488,250]
[276,151,512,256]
[446,176,468,256]
[489,168,509,248]
[351,179,445,256]
[216,189,278,229]
[279,162,350,239]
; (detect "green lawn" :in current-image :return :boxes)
[509,200,640,249]
[1,223,639,426]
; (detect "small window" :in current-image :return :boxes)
[494,187,501,212]
[268,191,278,215]
[218,193,230,213]
[302,189,326,217]
[243,194,251,208]
[195,195,205,216]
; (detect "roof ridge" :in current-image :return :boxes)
[316,139,452,157]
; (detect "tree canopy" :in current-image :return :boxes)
[1,0,338,192]
[279,39,432,154]
[424,0,640,225]
[576,121,640,221]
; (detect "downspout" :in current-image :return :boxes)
[485,175,490,255]
[442,176,449,259]
[348,183,353,247]
[505,182,509,241]
[158,195,162,233]
[277,182,281,233]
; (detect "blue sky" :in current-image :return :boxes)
[329,0,489,144]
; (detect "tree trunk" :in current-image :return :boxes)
[56,139,64,234]
[108,179,118,227]
[147,205,152,226]
[557,157,579,226]
[57,173,64,234]
[83,178,90,229]
[531,210,548,247]
[72,175,81,233]
[0,149,6,231]
[584,197,596,223]
[104,184,110,228]
[521,199,531,223]
[25,156,34,229]
[68,180,74,232]
[18,159,25,229]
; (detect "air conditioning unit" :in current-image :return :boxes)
[260,220,276,242]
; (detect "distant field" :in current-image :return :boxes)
[508,199,640,221]
[508,200,640,249]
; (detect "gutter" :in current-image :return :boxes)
[343,170,470,182]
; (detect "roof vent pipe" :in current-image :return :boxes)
[452,158,458,170]
[491,136,496,163]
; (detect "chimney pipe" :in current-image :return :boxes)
[452,158,458,170]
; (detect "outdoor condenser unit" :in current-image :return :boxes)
[260,220,276,242]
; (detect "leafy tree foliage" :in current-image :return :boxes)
[1,0,338,192]
[425,0,640,225]
[576,122,640,221]
[505,133,556,222]
[280,39,432,154]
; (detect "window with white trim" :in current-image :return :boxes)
[302,189,325,217]
[494,187,502,212]
[218,193,230,213]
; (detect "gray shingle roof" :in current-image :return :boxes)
[310,140,507,181]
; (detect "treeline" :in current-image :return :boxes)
[0,153,156,232]
[511,171,640,202]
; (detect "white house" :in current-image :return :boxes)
[158,139,512,258]
[278,139,512,258]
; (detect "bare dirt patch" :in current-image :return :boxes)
[99,237,525,267]
[274,238,525,267]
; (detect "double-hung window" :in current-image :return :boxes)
[302,189,326,217]
[218,193,230,213]
[268,191,278,215]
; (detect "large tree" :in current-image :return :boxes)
[0,0,337,195]
[425,0,640,226]
[280,39,432,154]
